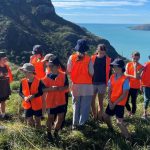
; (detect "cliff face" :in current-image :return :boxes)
[0,0,119,63]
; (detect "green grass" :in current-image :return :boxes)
[0,64,150,149]
[0,92,150,150]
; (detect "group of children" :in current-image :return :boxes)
[0,39,150,141]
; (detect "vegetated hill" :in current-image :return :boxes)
[0,0,120,64]
[130,24,150,31]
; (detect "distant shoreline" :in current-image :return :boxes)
[129,24,150,31]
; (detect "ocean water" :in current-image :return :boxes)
[80,24,150,64]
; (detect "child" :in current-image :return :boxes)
[141,56,150,119]
[91,44,111,120]
[103,58,130,139]
[0,52,12,119]
[19,63,43,128]
[30,45,46,79]
[125,52,144,116]
[42,56,69,141]
[42,53,55,74]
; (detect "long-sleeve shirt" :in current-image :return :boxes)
[67,55,94,97]
[19,81,45,99]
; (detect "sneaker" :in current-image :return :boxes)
[128,112,133,117]
[47,132,54,143]
[53,130,61,141]
[1,114,10,120]
[141,115,148,120]
[72,125,78,130]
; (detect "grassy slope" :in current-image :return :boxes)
[0,65,150,150]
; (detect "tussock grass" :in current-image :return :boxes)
[0,65,150,149]
[0,92,150,150]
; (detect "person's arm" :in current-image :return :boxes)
[19,83,25,99]
[88,59,94,76]
[43,86,59,92]
[58,74,69,91]
[113,90,129,106]
[107,80,112,102]
[67,56,72,74]
[124,63,136,78]
[33,81,45,98]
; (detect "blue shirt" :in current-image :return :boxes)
[108,74,130,90]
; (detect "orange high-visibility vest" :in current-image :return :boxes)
[30,56,46,79]
[126,62,143,89]
[91,55,111,84]
[141,62,150,87]
[42,71,67,109]
[110,74,129,106]
[21,77,42,110]
[46,67,69,93]
[5,64,13,83]
[70,54,92,84]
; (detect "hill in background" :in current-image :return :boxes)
[0,0,120,64]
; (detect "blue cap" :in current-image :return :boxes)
[32,45,43,55]
[74,39,89,53]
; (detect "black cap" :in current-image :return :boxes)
[32,45,43,55]
[49,56,60,66]
[74,39,89,53]
[111,58,125,68]
[0,52,7,59]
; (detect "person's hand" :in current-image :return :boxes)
[24,96,30,102]
[52,86,59,91]
[28,95,34,101]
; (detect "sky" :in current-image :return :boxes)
[51,0,150,24]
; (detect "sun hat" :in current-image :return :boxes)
[20,63,35,73]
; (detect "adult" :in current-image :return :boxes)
[141,56,150,119]
[67,39,94,129]
[91,44,111,120]
[125,52,144,116]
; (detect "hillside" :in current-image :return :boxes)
[0,0,119,64]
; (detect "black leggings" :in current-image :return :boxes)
[126,88,139,114]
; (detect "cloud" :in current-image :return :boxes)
[52,0,148,8]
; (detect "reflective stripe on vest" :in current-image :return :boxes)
[141,62,150,87]
[110,74,129,106]
[126,62,143,89]
[5,64,13,83]
[70,54,92,84]
[91,55,111,84]
[42,71,66,109]
[30,56,46,79]
[21,77,42,110]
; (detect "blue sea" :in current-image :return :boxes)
[79,24,150,64]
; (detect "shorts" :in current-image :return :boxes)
[24,109,42,118]
[105,104,124,118]
[47,105,66,115]
[93,84,106,94]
